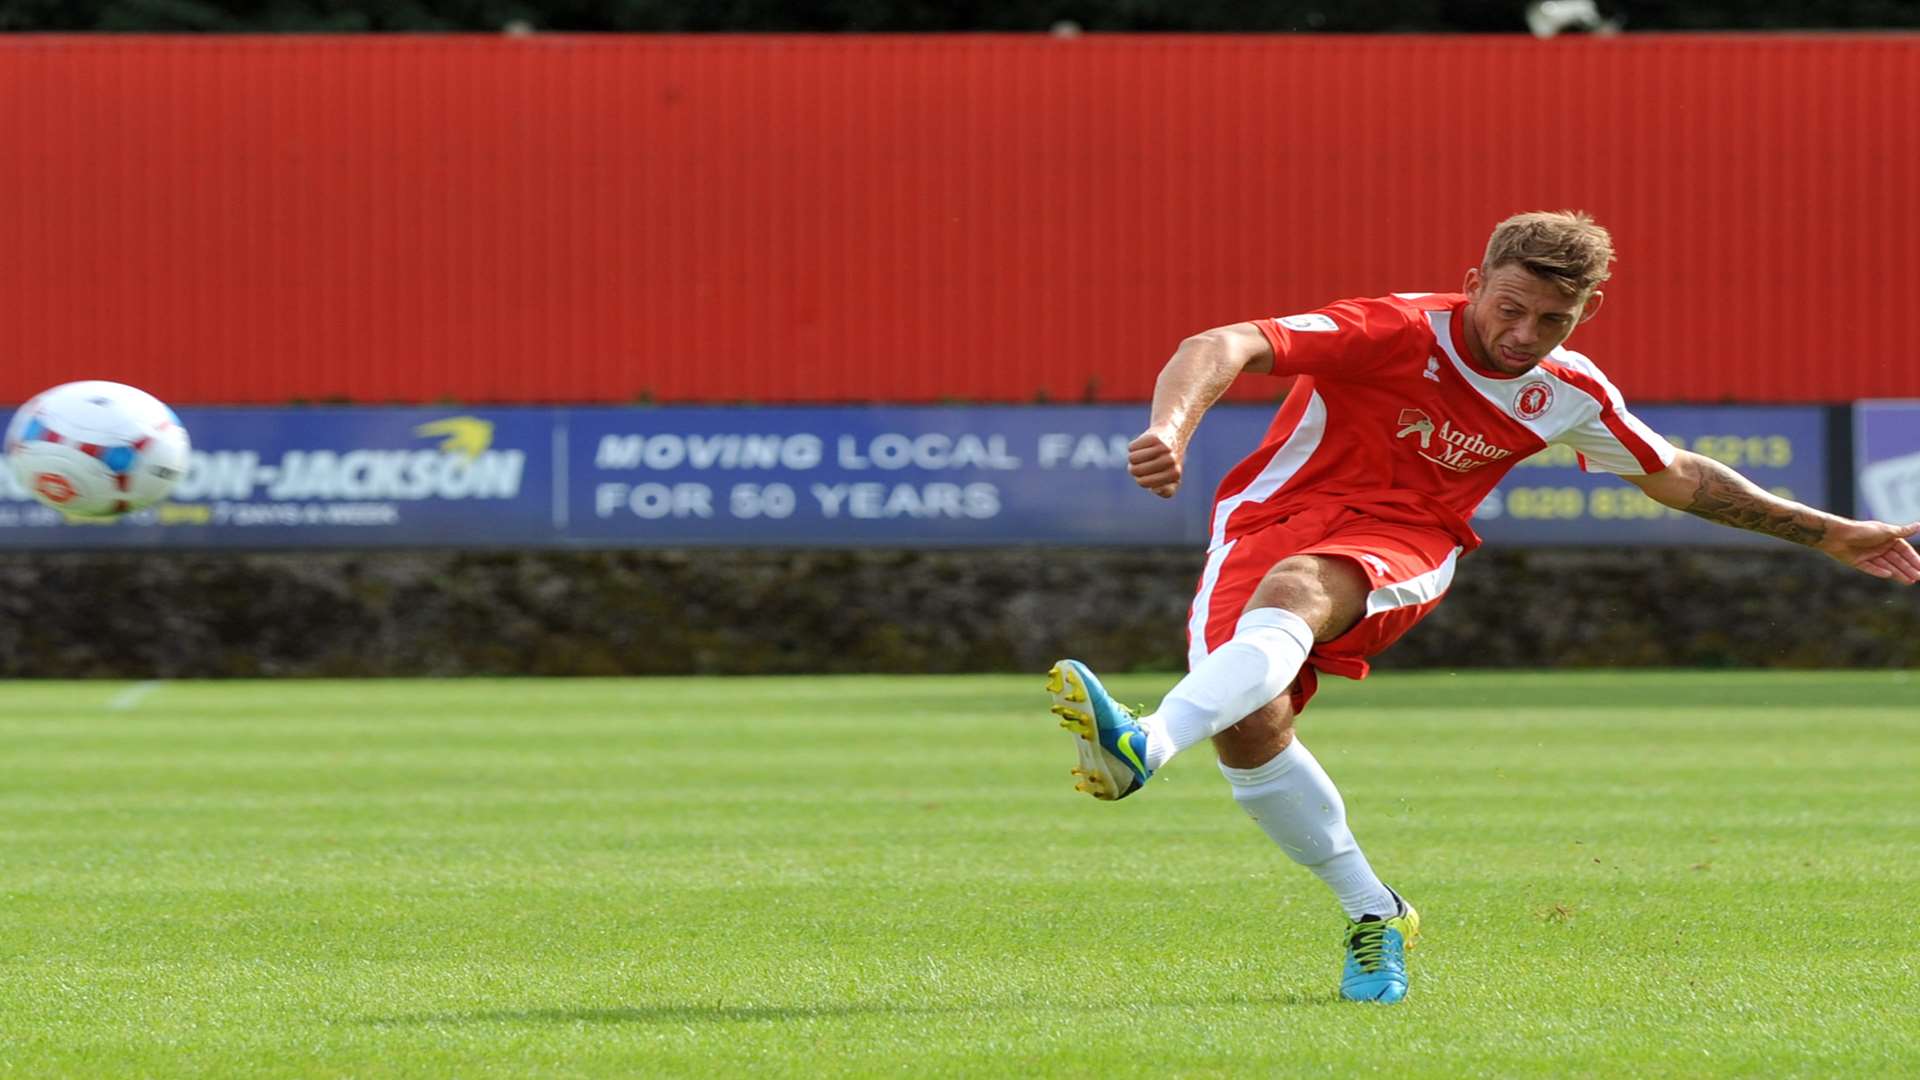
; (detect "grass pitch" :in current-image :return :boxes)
[2,672,1917,1078]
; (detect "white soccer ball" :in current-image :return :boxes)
[5,381,192,518]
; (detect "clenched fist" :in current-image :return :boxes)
[1128,427,1184,498]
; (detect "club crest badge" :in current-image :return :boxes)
[1514,381,1554,421]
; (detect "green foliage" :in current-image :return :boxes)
[6,548,1919,679]
[1,672,1917,1077]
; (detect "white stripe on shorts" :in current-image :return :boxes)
[1363,546,1463,616]
[1185,537,1238,670]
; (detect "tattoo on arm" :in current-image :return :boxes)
[1680,457,1828,545]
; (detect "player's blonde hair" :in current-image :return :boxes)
[1482,211,1614,297]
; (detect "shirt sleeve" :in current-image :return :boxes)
[1544,354,1677,476]
[1252,296,1428,379]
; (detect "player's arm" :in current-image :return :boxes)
[1627,449,1920,583]
[1128,323,1274,498]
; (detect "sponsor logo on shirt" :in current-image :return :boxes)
[1514,381,1554,421]
[1394,408,1516,473]
[1276,313,1339,333]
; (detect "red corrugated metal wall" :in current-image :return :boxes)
[1,35,1916,405]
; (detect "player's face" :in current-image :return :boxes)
[1462,265,1603,375]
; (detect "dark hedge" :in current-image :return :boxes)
[3,546,1915,678]
[3,1,1916,33]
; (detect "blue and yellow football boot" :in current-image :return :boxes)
[1045,659,1152,801]
[1339,893,1421,1003]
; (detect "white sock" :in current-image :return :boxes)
[1141,608,1313,771]
[1219,740,1399,920]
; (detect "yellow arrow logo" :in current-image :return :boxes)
[413,416,494,459]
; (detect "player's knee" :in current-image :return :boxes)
[1246,555,1367,642]
[1247,559,1327,619]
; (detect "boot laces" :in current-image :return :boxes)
[1345,918,1391,972]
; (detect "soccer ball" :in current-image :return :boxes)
[5,381,192,518]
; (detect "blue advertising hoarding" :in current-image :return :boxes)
[565,407,1198,546]
[0,407,557,548]
[1473,405,1828,546]
[0,403,1830,549]
[1856,401,1920,527]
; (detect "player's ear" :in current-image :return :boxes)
[1463,266,1483,297]
[1578,289,1605,323]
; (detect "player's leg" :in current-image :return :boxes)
[1044,536,1365,801]
[1211,694,1419,1002]
[1215,685,1393,918]
[1208,527,1458,1003]
[1135,553,1367,772]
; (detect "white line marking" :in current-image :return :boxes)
[106,680,163,711]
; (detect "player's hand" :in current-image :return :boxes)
[1128,427,1184,498]
[1817,519,1920,583]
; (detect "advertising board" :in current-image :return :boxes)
[0,405,1830,549]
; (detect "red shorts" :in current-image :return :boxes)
[1186,504,1463,714]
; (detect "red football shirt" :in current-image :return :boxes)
[1210,292,1675,552]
